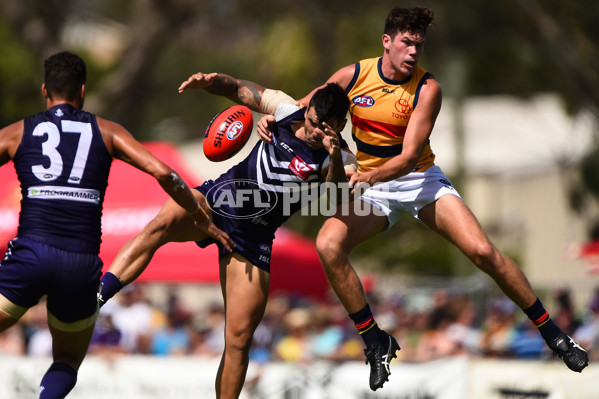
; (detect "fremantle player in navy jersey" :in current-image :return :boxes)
[0,51,233,399]
[98,82,355,399]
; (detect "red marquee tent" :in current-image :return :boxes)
[0,142,330,300]
[577,240,599,275]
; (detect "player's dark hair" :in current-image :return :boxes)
[309,83,350,124]
[43,51,87,101]
[384,7,434,38]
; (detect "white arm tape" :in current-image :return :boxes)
[342,150,358,173]
[322,149,358,173]
[257,89,298,115]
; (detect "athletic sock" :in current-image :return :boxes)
[523,297,562,343]
[98,272,123,306]
[349,304,385,348]
[39,362,77,399]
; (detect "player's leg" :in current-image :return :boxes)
[419,194,537,308]
[215,253,269,399]
[0,296,24,331]
[0,312,19,331]
[106,190,212,286]
[419,193,588,371]
[39,248,104,399]
[316,205,399,391]
[0,239,34,331]
[40,321,96,399]
[316,206,387,314]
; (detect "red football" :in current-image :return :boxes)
[203,105,253,162]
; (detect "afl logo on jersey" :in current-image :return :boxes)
[226,121,245,140]
[352,95,375,108]
[259,244,271,254]
[439,178,453,188]
[289,155,314,180]
[395,99,412,114]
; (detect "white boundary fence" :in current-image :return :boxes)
[1,356,597,399]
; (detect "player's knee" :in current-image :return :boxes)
[316,227,344,263]
[470,242,501,273]
[225,326,254,352]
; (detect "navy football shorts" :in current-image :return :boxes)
[196,184,274,272]
[0,236,102,326]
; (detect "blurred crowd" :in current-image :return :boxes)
[2,284,599,365]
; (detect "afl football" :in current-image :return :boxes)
[203,105,253,162]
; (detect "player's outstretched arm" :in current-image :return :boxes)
[0,120,24,167]
[298,64,356,107]
[178,71,297,115]
[178,72,263,107]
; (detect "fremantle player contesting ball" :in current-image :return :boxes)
[203,105,253,162]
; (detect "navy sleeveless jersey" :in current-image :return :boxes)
[201,108,347,233]
[13,104,112,253]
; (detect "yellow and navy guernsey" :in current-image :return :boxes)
[346,57,436,173]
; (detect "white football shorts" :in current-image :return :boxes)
[359,165,462,230]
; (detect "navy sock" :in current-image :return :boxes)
[523,297,562,343]
[349,304,385,347]
[39,362,77,399]
[98,272,123,306]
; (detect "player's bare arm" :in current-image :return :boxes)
[180,71,297,143]
[320,122,344,177]
[349,78,442,186]
[323,123,349,205]
[298,64,356,107]
[178,71,268,110]
[0,120,23,166]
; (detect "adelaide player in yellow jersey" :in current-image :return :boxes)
[258,6,588,391]
[345,57,435,173]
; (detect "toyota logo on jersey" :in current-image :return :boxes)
[395,99,412,114]
[289,155,314,180]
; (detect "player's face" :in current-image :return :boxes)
[383,30,425,78]
[302,107,342,149]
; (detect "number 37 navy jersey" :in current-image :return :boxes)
[14,104,112,254]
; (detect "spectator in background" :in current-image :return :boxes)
[479,298,517,358]
[573,290,599,360]
[105,284,157,354]
[274,308,313,363]
[24,301,53,357]
[151,308,193,356]
[0,322,25,355]
[554,287,581,337]
[88,309,126,357]
[446,299,481,356]
[308,303,345,360]
[511,319,547,359]
[191,302,226,357]
[413,305,463,362]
